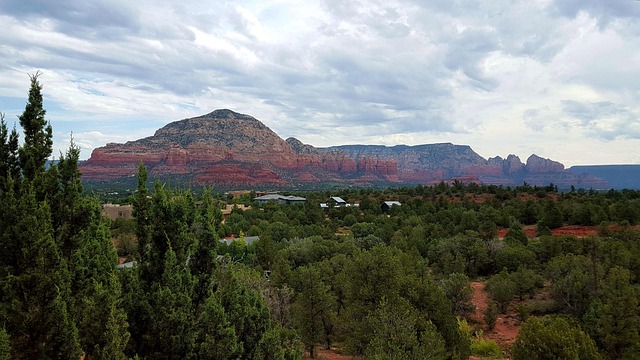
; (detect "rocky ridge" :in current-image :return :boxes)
[80,109,608,188]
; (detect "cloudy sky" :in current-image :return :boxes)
[0,0,639,165]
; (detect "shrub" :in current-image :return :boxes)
[470,333,501,359]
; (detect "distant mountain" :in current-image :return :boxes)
[79,109,609,189]
[569,165,640,190]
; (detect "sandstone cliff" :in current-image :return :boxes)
[80,109,608,189]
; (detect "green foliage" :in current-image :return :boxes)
[494,244,537,272]
[17,72,52,182]
[439,273,475,316]
[546,255,599,317]
[470,333,501,359]
[512,316,602,360]
[485,270,517,313]
[364,297,447,360]
[291,266,336,357]
[0,328,9,360]
[484,301,498,331]
[583,266,640,359]
[194,294,240,360]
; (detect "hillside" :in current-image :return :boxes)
[80,109,608,188]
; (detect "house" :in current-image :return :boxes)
[320,196,352,209]
[102,204,133,220]
[254,194,306,204]
[381,201,402,213]
[221,204,251,219]
[219,236,260,246]
[117,261,136,269]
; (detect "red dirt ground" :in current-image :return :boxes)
[497,225,597,238]
[498,224,640,239]
[469,282,520,359]
[305,348,355,360]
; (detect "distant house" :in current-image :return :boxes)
[381,201,401,213]
[219,236,260,246]
[321,196,352,209]
[254,194,306,204]
[102,204,133,221]
[330,197,347,206]
[117,261,136,269]
[221,204,251,219]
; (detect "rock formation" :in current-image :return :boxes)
[80,109,608,189]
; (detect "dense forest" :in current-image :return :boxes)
[2,76,640,359]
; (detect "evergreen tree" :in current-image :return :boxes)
[0,327,10,360]
[291,266,336,358]
[194,294,240,360]
[1,186,81,360]
[0,114,19,188]
[17,72,52,182]
[145,248,196,360]
[512,316,601,360]
[191,188,220,308]
[584,266,640,358]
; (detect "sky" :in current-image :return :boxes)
[0,0,639,166]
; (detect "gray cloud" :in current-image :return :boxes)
[0,0,639,164]
[552,0,640,28]
[562,100,640,140]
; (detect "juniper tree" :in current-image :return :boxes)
[17,72,52,182]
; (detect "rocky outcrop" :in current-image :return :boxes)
[80,109,609,189]
[525,154,564,174]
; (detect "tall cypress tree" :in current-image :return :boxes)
[17,72,52,182]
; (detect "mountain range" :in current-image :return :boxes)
[79,109,610,189]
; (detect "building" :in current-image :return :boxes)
[221,204,251,219]
[102,204,133,221]
[254,194,306,204]
[219,236,260,246]
[381,201,402,213]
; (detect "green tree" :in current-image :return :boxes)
[484,301,498,331]
[1,187,81,360]
[215,267,273,359]
[190,188,220,308]
[144,248,196,360]
[546,255,599,317]
[485,270,517,313]
[439,273,474,316]
[584,266,640,358]
[194,294,240,360]
[17,72,52,182]
[539,201,563,229]
[512,316,602,360]
[504,225,528,246]
[0,113,20,189]
[291,266,336,357]
[364,297,447,360]
[0,327,10,360]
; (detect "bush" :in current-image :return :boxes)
[470,333,501,359]
[484,301,498,331]
[511,316,602,360]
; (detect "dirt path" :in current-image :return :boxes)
[470,282,520,346]
[306,348,355,360]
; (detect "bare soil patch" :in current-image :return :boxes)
[470,282,520,354]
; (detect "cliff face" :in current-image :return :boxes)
[80,109,608,188]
